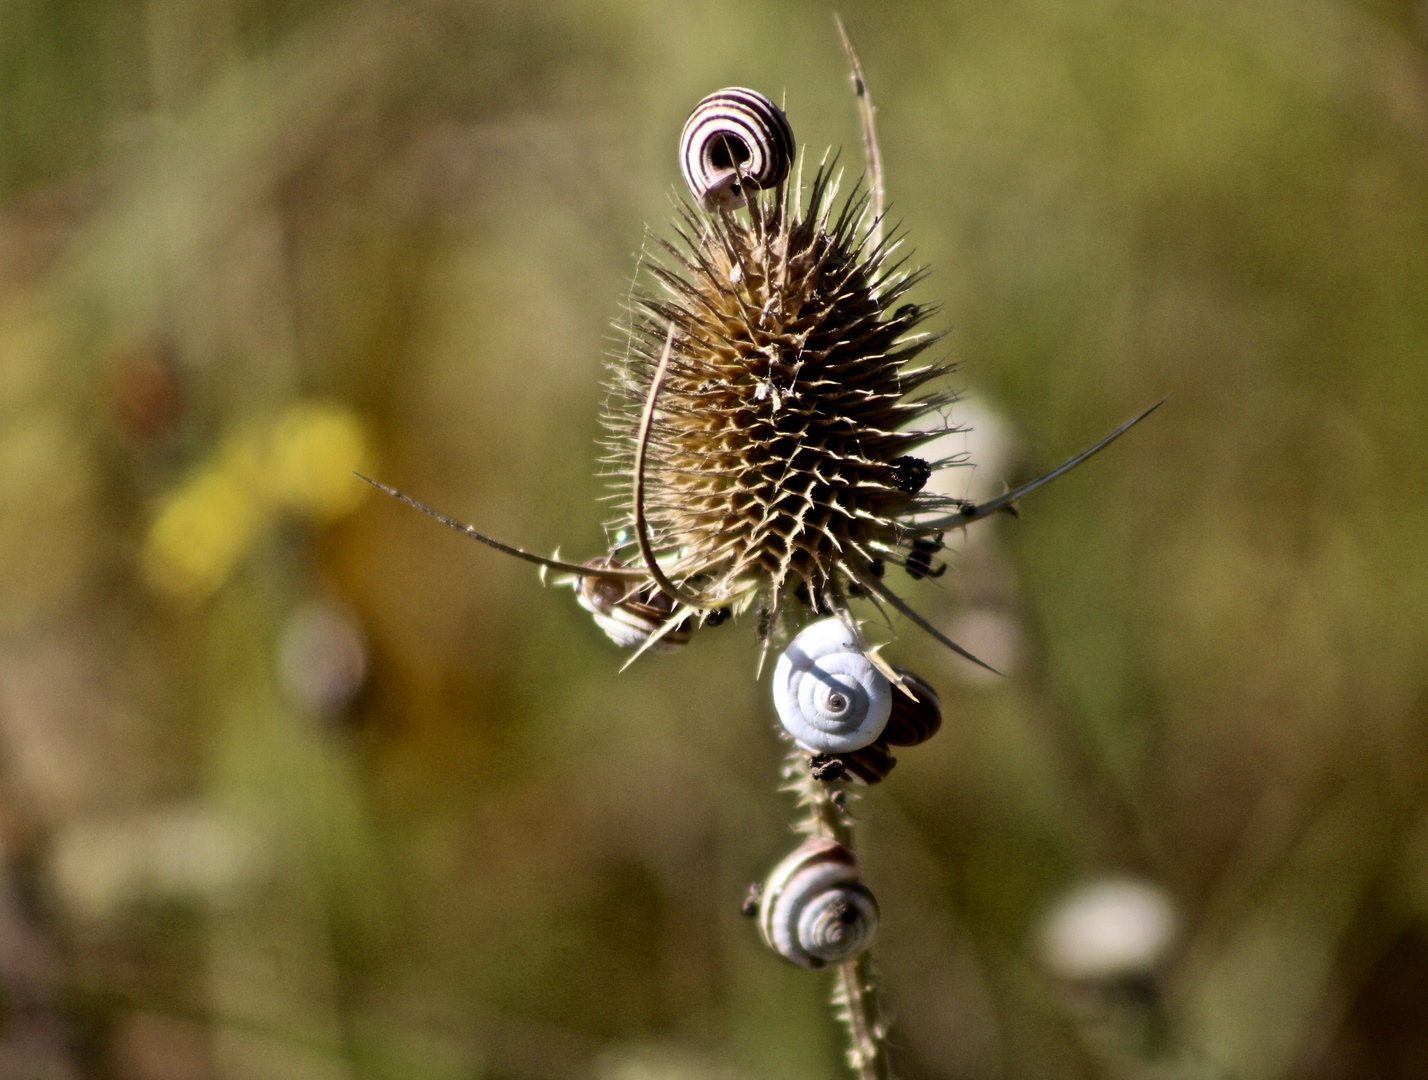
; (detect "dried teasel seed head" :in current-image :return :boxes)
[604,95,970,627]
[356,82,1160,674]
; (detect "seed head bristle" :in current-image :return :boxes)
[603,165,967,614]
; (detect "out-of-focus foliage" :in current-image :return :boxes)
[2,1,1428,1078]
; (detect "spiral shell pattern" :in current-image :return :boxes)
[774,618,891,753]
[679,88,794,211]
[759,837,879,968]
[883,669,942,747]
[576,558,690,653]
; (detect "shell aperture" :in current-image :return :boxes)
[679,87,794,211]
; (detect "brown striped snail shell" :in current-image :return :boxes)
[759,837,879,968]
[810,742,898,786]
[575,557,690,653]
[680,88,795,212]
[882,668,942,747]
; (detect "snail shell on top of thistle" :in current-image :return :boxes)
[679,88,794,211]
[759,837,879,968]
[575,557,690,653]
[774,618,891,754]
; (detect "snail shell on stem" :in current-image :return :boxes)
[805,666,942,784]
[882,667,942,747]
[774,618,891,754]
[680,88,794,212]
[810,742,898,786]
[759,837,879,968]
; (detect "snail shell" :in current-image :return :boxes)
[759,837,879,968]
[680,88,795,211]
[773,618,891,754]
[811,742,898,786]
[575,558,690,653]
[882,668,942,747]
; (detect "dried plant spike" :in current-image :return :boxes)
[608,132,968,632]
[834,15,885,240]
[376,69,1162,673]
[852,567,1002,675]
[916,396,1170,534]
[631,323,727,610]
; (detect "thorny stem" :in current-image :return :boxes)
[835,953,893,1080]
[790,750,895,1080]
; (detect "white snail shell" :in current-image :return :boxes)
[773,618,891,753]
[759,837,879,968]
[680,88,794,211]
[575,559,689,653]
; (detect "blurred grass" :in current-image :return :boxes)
[2,1,1428,1078]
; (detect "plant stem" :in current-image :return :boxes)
[789,752,895,1080]
[835,952,893,1080]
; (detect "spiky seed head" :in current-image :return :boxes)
[603,164,966,620]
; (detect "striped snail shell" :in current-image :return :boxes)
[810,742,898,786]
[773,618,891,754]
[883,668,943,747]
[759,837,879,968]
[575,557,690,653]
[680,88,795,212]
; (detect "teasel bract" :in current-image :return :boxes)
[360,84,1161,670]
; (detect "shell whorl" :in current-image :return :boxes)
[883,668,942,747]
[679,88,794,211]
[774,618,891,753]
[575,558,690,653]
[759,837,879,968]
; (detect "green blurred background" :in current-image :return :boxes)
[3,0,1428,1077]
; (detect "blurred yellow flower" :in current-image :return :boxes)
[265,402,371,521]
[143,401,372,599]
[143,463,269,599]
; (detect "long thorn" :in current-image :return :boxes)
[632,325,725,610]
[835,14,884,246]
[918,396,1169,534]
[855,569,1002,676]
[356,474,648,580]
